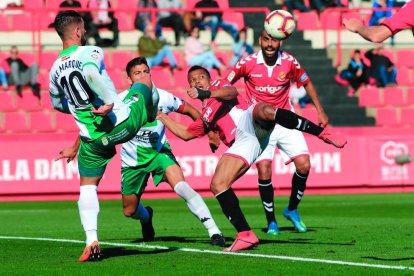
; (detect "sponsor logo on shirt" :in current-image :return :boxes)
[227,71,235,82]
[277,72,286,81]
[202,107,213,123]
[101,137,108,146]
[300,73,308,82]
[250,73,262,77]
[255,85,284,94]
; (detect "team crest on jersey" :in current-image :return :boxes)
[278,72,286,81]
[227,71,235,82]
[101,136,108,146]
[91,53,99,61]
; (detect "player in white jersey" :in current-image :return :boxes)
[57,58,225,246]
[118,57,225,246]
[50,10,159,262]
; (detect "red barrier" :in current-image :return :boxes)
[0,127,413,201]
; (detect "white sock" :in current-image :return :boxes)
[78,185,100,246]
[174,181,221,237]
[131,203,149,222]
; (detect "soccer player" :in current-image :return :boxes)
[343,0,414,43]
[225,30,334,235]
[157,65,346,251]
[57,57,225,246]
[49,10,159,262]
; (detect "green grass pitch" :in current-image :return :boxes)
[0,193,413,275]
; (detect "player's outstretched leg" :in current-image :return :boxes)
[253,103,347,148]
[174,181,225,246]
[283,207,308,233]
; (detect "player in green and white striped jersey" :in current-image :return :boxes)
[117,57,225,246]
[50,10,159,262]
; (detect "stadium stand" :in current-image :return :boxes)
[376,107,399,126]
[29,110,55,133]
[400,108,414,126]
[382,87,405,106]
[3,111,29,133]
[358,87,382,107]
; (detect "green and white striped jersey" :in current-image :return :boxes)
[49,45,129,141]
[119,88,185,167]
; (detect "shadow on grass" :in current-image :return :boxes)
[361,256,414,261]
[101,246,175,260]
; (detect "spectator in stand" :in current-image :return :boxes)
[86,0,119,47]
[0,65,8,90]
[138,24,180,70]
[184,26,226,75]
[230,27,254,66]
[365,45,397,87]
[368,0,393,26]
[134,0,162,38]
[2,46,40,98]
[282,0,325,13]
[193,0,238,46]
[289,80,311,108]
[343,0,414,43]
[339,49,370,96]
[157,0,186,46]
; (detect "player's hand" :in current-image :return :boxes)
[156,110,168,121]
[343,18,363,33]
[318,112,329,128]
[91,103,114,116]
[187,87,199,99]
[207,131,220,153]
[55,147,77,163]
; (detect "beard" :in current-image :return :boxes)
[81,34,87,46]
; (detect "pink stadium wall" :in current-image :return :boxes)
[0,127,413,201]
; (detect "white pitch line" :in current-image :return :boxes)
[0,236,413,271]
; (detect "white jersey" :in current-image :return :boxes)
[119,88,185,167]
[49,45,129,141]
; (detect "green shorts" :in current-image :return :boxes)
[121,147,178,196]
[78,99,148,177]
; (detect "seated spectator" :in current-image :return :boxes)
[138,24,180,70]
[134,0,162,38]
[230,27,254,66]
[283,0,325,13]
[193,0,238,45]
[87,0,119,47]
[157,0,186,46]
[2,46,40,98]
[0,65,8,90]
[365,45,397,87]
[184,26,226,75]
[339,49,370,96]
[289,80,311,108]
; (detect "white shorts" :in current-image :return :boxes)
[224,105,273,167]
[256,124,309,165]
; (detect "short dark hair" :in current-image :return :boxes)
[354,49,361,55]
[126,57,150,76]
[188,65,210,80]
[54,10,83,39]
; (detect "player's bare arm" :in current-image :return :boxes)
[343,18,392,43]
[180,101,201,120]
[187,86,238,101]
[207,131,220,153]
[55,136,80,163]
[157,111,197,141]
[303,81,329,127]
